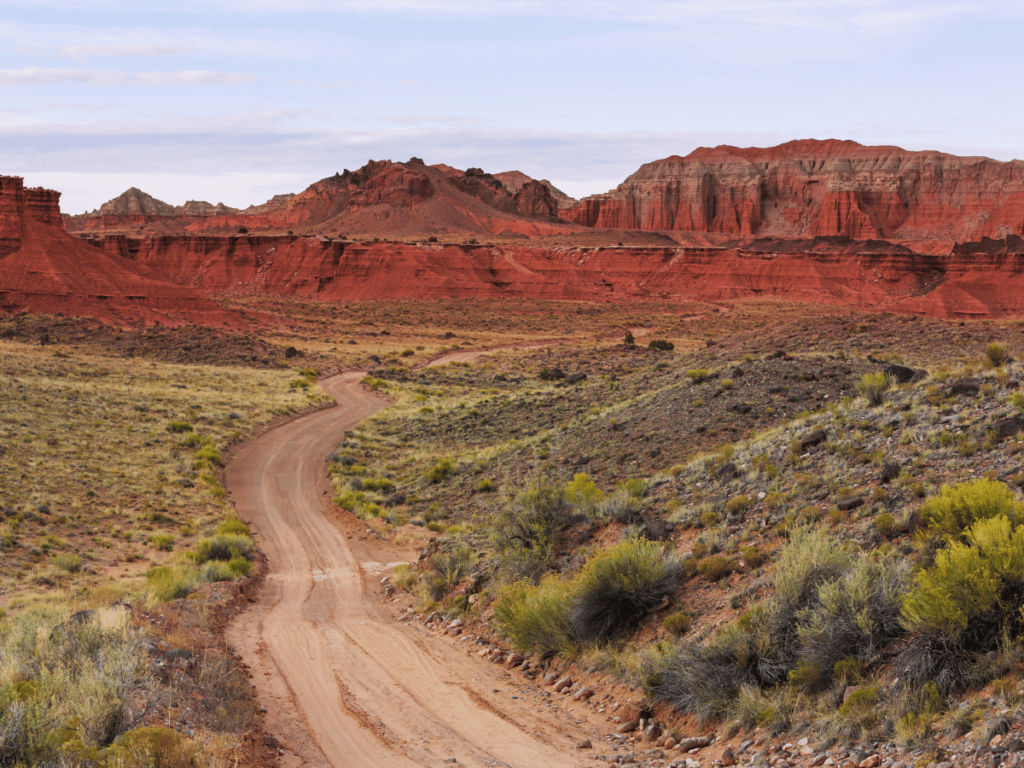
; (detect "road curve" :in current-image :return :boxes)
[225,371,590,768]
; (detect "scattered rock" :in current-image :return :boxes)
[879,462,901,484]
[884,364,916,383]
[837,496,865,511]
[993,417,1024,439]
[617,720,639,734]
[566,372,588,385]
[800,429,828,449]
[576,739,591,749]
[721,747,736,766]
[950,377,981,396]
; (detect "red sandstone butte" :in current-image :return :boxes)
[560,139,1024,241]
[65,159,583,239]
[0,176,246,327]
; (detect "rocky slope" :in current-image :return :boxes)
[560,139,1024,241]
[77,231,1024,318]
[0,176,247,326]
[65,160,579,239]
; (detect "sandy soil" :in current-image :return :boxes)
[225,368,599,767]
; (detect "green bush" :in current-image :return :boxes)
[569,537,680,642]
[687,368,711,383]
[648,339,674,351]
[423,544,476,600]
[494,574,574,657]
[921,478,1021,539]
[492,476,575,580]
[663,612,691,636]
[228,555,254,577]
[564,473,604,514]
[699,554,737,582]
[987,342,1009,367]
[147,564,201,601]
[857,372,891,406]
[726,495,751,516]
[425,458,457,484]
[217,517,250,536]
[741,546,764,569]
[52,552,83,572]
[477,478,496,493]
[875,513,896,538]
[166,420,193,433]
[150,533,175,551]
[0,607,144,765]
[193,533,253,563]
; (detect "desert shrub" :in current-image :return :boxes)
[920,478,1021,540]
[150,533,175,552]
[52,552,83,572]
[492,476,577,580]
[699,555,738,582]
[227,556,253,577]
[569,538,680,643]
[875,513,896,538]
[899,515,1024,694]
[819,683,884,742]
[653,528,902,718]
[193,533,253,563]
[648,339,674,351]
[987,342,1009,367]
[201,560,234,582]
[794,550,910,685]
[721,378,734,391]
[597,490,645,524]
[103,726,201,767]
[166,420,193,433]
[216,517,250,536]
[857,372,891,406]
[726,495,751,516]
[425,458,457,484]
[741,546,764,569]
[477,478,495,493]
[564,473,604,516]
[0,607,146,765]
[687,368,711,383]
[494,574,574,657]
[700,510,720,528]
[147,564,202,601]
[663,612,691,636]
[422,544,476,600]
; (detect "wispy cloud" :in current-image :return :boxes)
[55,44,192,59]
[0,68,258,86]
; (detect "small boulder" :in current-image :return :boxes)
[800,429,828,449]
[616,720,639,734]
[721,747,736,766]
[993,417,1024,439]
[576,739,592,749]
[717,461,738,479]
[837,496,864,511]
[566,372,588,385]
[879,463,901,484]
[950,377,981,396]
[884,364,916,384]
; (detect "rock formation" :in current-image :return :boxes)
[560,140,1024,241]
[75,229,1024,319]
[65,160,582,238]
[0,176,247,326]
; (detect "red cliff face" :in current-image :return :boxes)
[561,140,1024,241]
[75,231,1024,319]
[0,176,247,327]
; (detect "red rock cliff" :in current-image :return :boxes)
[75,232,1024,318]
[561,140,1024,241]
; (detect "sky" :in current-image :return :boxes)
[3,1,1024,214]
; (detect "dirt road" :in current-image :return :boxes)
[225,371,596,768]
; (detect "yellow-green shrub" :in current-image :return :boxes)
[921,478,1021,539]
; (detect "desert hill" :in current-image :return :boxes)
[0,175,247,326]
[561,139,1024,241]
[65,159,579,239]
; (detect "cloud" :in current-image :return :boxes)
[0,68,259,86]
[55,44,192,59]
